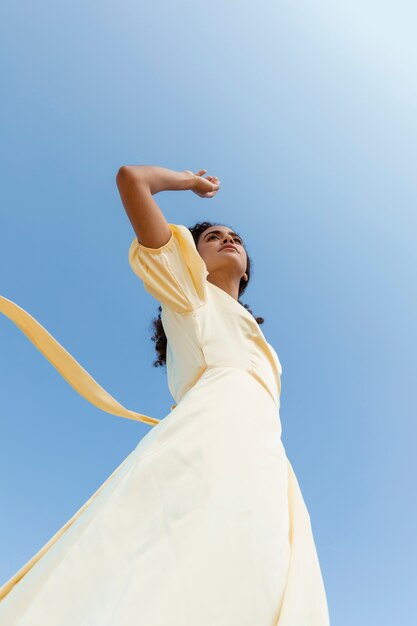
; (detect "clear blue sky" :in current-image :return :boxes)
[1,1,416,623]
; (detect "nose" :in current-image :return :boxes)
[222,235,235,244]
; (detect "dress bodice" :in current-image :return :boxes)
[129,224,283,408]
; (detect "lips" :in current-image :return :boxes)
[220,244,238,252]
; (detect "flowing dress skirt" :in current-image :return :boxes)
[0,366,296,626]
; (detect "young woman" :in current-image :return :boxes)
[0,165,330,625]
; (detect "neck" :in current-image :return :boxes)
[207,275,240,301]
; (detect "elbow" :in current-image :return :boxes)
[116,165,147,190]
[116,165,132,185]
[115,166,136,194]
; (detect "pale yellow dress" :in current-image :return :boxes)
[0,223,330,625]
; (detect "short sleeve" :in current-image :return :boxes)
[128,223,209,313]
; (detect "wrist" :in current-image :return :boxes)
[182,170,197,191]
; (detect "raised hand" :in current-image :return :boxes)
[185,169,221,198]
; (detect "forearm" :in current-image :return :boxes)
[119,165,195,195]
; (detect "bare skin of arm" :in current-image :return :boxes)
[116,165,221,249]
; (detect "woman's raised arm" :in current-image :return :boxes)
[115,165,221,249]
[115,165,193,249]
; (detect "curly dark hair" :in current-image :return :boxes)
[150,221,264,367]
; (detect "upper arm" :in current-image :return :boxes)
[116,166,172,249]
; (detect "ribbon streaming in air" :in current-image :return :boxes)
[0,295,160,427]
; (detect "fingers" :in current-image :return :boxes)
[207,175,220,187]
[194,170,221,186]
[196,170,221,184]
[193,170,221,197]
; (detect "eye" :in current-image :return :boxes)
[208,234,243,244]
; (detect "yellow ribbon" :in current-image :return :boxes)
[0,295,161,427]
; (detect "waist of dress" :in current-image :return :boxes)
[171,364,280,411]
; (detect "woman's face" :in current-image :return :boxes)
[196,224,247,279]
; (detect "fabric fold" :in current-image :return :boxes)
[276,459,330,625]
